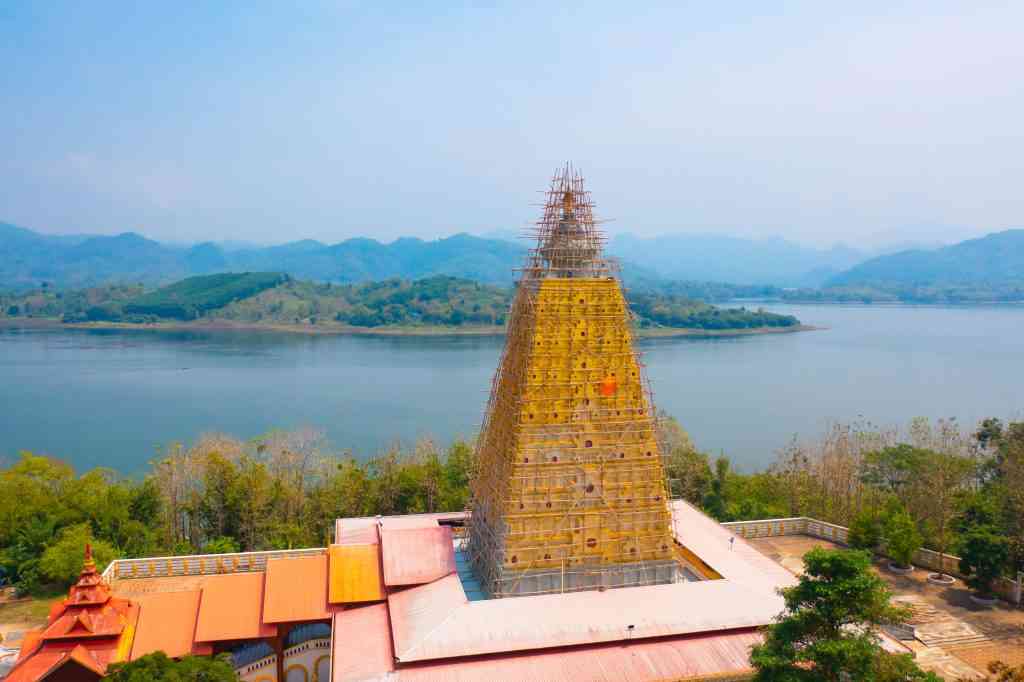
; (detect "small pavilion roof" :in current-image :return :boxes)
[5,546,138,682]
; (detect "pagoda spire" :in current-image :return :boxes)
[68,544,109,603]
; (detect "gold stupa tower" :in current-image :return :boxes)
[468,164,679,597]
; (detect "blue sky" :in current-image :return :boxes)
[2,1,1022,247]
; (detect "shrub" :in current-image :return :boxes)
[884,507,922,568]
[959,529,1010,598]
[201,536,240,555]
[848,509,883,550]
[106,652,237,681]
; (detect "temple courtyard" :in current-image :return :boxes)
[749,534,1024,680]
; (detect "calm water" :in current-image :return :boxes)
[1,303,1022,474]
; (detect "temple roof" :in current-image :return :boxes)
[6,546,138,682]
[6,503,799,681]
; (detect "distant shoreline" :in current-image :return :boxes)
[0,317,819,338]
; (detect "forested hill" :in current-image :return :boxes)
[0,223,526,289]
[828,229,1024,287]
[0,273,801,332]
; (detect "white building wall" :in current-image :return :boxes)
[283,638,331,682]
[237,654,277,682]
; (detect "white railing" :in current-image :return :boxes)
[236,653,277,677]
[721,516,1020,606]
[102,547,326,581]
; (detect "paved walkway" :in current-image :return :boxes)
[749,535,1024,680]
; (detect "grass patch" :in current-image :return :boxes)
[0,590,62,628]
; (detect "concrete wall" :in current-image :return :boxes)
[721,516,1022,606]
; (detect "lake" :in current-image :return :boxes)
[1,303,1022,474]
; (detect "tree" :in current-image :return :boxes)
[201,536,240,555]
[918,449,975,579]
[659,413,711,504]
[959,528,1010,598]
[701,457,730,520]
[106,652,236,681]
[847,508,883,550]
[39,524,119,587]
[884,506,922,569]
[750,548,939,682]
[862,444,927,504]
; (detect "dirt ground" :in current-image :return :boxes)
[0,590,54,651]
[749,535,1024,680]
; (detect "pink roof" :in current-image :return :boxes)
[670,500,798,595]
[335,512,466,544]
[333,627,762,682]
[331,604,394,681]
[335,518,380,546]
[380,512,465,530]
[381,526,457,587]
[388,573,783,662]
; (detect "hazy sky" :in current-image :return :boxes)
[2,2,1022,248]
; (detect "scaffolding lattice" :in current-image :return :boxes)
[467,164,680,598]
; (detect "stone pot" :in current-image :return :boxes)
[888,562,914,575]
[927,573,956,586]
[969,593,998,607]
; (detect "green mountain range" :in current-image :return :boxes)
[0,222,526,290]
[827,229,1024,287]
[4,221,1023,302]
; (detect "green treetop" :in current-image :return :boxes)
[750,547,939,682]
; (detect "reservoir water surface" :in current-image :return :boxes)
[2,303,1022,473]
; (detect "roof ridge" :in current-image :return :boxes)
[393,575,468,661]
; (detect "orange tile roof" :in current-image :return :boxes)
[42,598,134,640]
[328,544,384,604]
[130,590,202,659]
[7,547,139,682]
[263,555,334,624]
[6,641,113,682]
[194,573,277,643]
[16,630,43,659]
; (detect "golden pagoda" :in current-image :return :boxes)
[468,164,679,597]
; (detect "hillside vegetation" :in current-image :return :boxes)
[121,272,289,320]
[1,272,800,332]
[827,229,1024,288]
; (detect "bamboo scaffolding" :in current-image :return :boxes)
[467,164,680,598]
